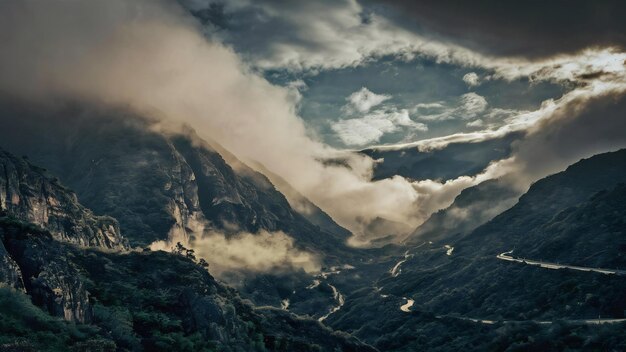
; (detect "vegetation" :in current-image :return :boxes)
[0,285,116,352]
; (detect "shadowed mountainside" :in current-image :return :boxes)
[0,101,352,261]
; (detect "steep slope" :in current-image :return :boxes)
[404,178,521,246]
[508,182,626,269]
[0,101,351,257]
[0,234,24,291]
[0,150,126,249]
[454,148,626,256]
[169,134,350,253]
[1,218,95,323]
[326,149,626,350]
[0,149,126,323]
[244,160,351,239]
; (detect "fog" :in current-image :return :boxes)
[150,229,320,276]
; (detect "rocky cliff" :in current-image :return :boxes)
[0,234,24,291]
[0,150,127,250]
[0,149,130,324]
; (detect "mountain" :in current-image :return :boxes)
[244,160,351,239]
[510,182,626,269]
[452,148,626,257]
[360,133,519,182]
[0,148,127,317]
[0,100,365,323]
[323,149,626,351]
[3,100,625,351]
[0,101,351,258]
[0,149,128,323]
[0,149,376,351]
[404,178,521,246]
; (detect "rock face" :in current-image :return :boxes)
[0,150,127,249]
[0,149,128,324]
[0,237,24,291]
[0,217,93,324]
[170,133,350,252]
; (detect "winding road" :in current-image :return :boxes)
[400,298,414,312]
[389,250,626,322]
[390,251,413,277]
[438,314,626,325]
[318,284,345,322]
[497,250,626,276]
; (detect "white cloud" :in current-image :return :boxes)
[459,92,488,118]
[466,119,484,128]
[484,107,527,120]
[414,92,488,121]
[287,79,308,91]
[344,87,391,114]
[332,108,427,146]
[412,102,447,115]
[462,72,480,86]
[0,0,464,247]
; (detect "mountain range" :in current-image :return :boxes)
[1,100,625,351]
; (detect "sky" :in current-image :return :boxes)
[1,0,626,249]
[181,0,617,148]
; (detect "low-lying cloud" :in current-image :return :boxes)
[151,230,320,276]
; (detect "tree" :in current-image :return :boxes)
[198,258,209,269]
[172,242,197,262]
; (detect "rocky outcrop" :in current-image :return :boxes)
[0,236,24,291]
[29,258,92,323]
[0,150,127,249]
[0,218,92,323]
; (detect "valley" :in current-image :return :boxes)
[1,1,626,349]
[1,113,626,351]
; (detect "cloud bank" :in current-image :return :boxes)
[1,0,626,249]
[151,230,320,276]
[0,0,469,246]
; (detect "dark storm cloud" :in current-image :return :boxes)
[377,0,626,58]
